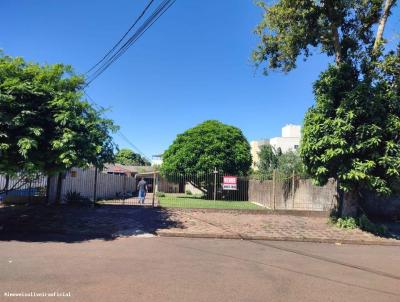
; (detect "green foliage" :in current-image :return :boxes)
[115,148,150,166]
[276,151,308,179]
[253,0,389,73]
[257,145,278,176]
[185,189,193,195]
[358,214,388,235]
[253,1,400,197]
[335,217,358,229]
[331,214,388,235]
[301,49,400,195]
[0,53,118,175]
[256,146,307,179]
[161,120,252,175]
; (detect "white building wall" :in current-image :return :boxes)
[251,124,301,168]
[269,136,300,153]
[282,124,301,138]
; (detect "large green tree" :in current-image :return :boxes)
[115,148,150,166]
[161,120,252,175]
[0,53,118,178]
[253,1,399,210]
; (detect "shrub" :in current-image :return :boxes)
[64,191,91,206]
[185,190,192,195]
[335,217,358,229]
[155,191,165,198]
[332,214,388,236]
[358,214,388,236]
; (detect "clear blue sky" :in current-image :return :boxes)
[1,1,399,159]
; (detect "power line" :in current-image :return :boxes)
[85,0,176,87]
[86,0,175,86]
[85,0,155,74]
[83,91,151,163]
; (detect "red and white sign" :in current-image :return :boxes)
[223,176,237,190]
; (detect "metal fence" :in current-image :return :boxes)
[0,168,337,212]
[155,171,337,211]
[47,168,157,206]
[0,173,48,204]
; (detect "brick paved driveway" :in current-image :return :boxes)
[158,209,400,245]
[0,204,398,244]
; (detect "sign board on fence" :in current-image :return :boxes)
[222,176,237,190]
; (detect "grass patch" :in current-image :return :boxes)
[159,195,264,210]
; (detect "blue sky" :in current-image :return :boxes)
[1,1,399,159]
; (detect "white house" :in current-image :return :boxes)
[250,124,301,169]
[151,154,163,166]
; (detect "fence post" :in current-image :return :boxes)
[122,174,127,204]
[28,179,32,203]
[93,167,98,206]
[46,175,51,204]
[272,169,276,210]
[55,172,63,204]
[213,168,218,201]
[152,172,156,207]
[4,174,9,196]
[292,170,295,209]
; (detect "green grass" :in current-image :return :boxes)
[159,195,264,210]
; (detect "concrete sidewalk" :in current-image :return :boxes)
[156,209,400,245]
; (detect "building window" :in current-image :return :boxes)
[294,145,299,150]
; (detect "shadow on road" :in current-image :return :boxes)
[0,204,183,243]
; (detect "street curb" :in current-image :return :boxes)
[158,207,331,218]
[155,231,400,246]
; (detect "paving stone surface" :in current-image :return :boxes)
[0,204,398,244]
[158,209,400,244]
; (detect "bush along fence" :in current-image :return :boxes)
[155,171,338,211]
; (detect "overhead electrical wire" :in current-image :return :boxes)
[85,0,156,74]
[85,0,176,87]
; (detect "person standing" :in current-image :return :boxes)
[137,178,148,204]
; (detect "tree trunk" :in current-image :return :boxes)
[341,189,360,217]
[55,172,63,204]
[373,0,395,53]
[4,174,9,196]
[46,175,51,204]
[325,0,342,64]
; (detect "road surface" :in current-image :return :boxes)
[1,237,399,302]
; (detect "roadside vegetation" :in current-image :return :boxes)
[253,0,399,217]
[329,213,388,236]
[0,53,118,202]
[254,145,308,180]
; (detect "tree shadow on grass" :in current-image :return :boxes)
[0,204,183,243]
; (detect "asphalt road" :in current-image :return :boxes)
[0,237,399,302]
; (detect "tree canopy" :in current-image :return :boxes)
[256,144,278,176]
[115,148,150,166]
[256,145,307,179]
[253,0,396,72]
[0,53,118,175]
[253,0,399,196]
[161,120,252,175]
